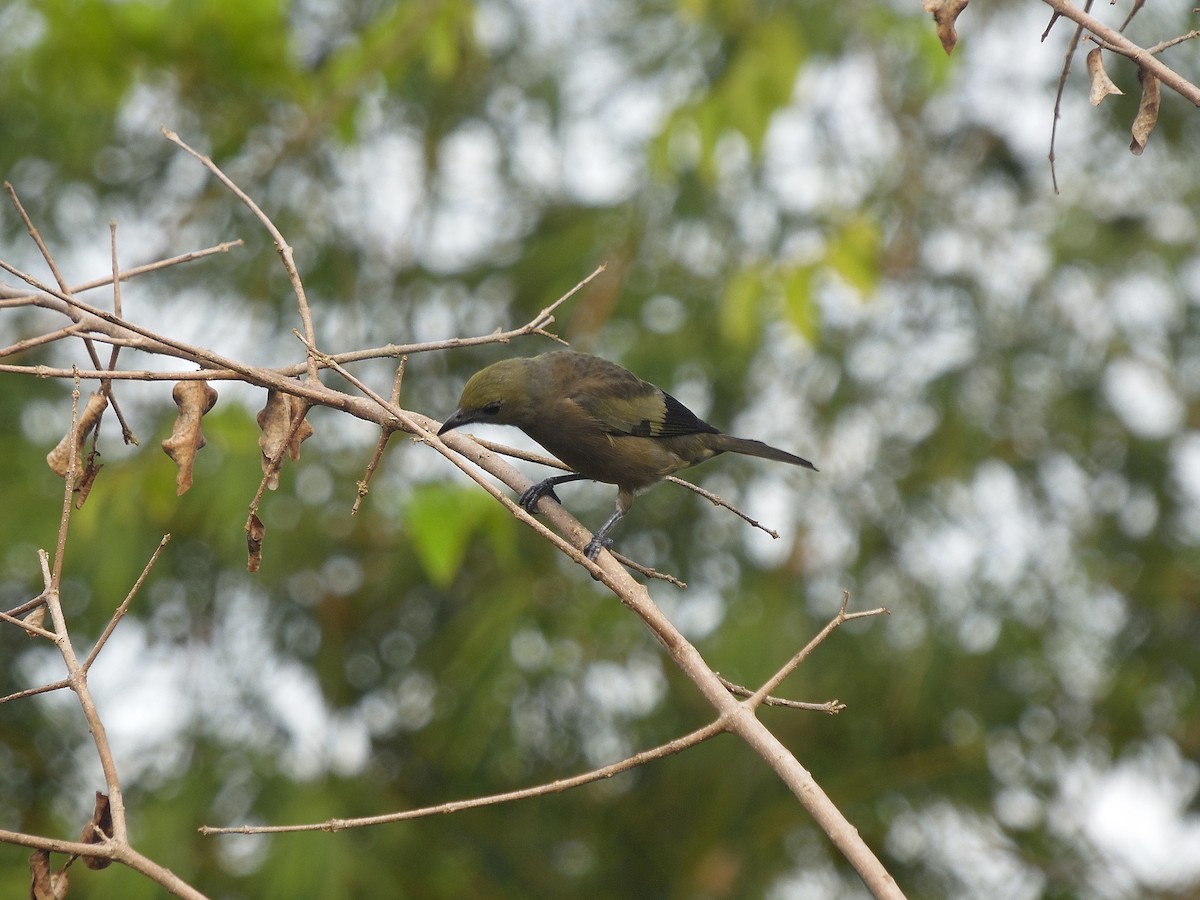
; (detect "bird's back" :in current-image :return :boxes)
[519,352,724,490]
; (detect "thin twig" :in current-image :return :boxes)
[162,128,321,383]
[1145,29,1200,55]
[5,183,136,441]
[0,322,91,358]
[0,256,266,380]
[0,265,604,380]
[0,830,210,900]
[0,239,243,308]
[1045,0,1092,194]
[105,221,137,444]
[608,550,687,587]
[0,609,59,642]
[352,358,406,515]
[83,534,171,671]
[743,592,890,712]
[1117,0,1145,33]
[676,477,781,538]
[1040,0,1200,106]
[716,673,846,713]
[0,676,70,704]
[51,383,80,587]
[201,719,727,834]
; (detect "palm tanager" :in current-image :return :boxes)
[439,351,817,561]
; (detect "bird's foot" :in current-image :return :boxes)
[583,535,614,562]
[519,479,563,515]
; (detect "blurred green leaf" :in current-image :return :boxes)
[661,11,806,181]
[780,263,819,341]
[720,264,764,350]
[825,214,882,295]
[404,481,512,587]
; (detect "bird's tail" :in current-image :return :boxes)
[709,434,818,471]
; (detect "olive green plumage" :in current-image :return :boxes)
[439,351,816,560]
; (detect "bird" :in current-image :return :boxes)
[438,350,817,561]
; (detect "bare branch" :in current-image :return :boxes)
[0,322,91,358]
[0,830,211,900]
[0,676,70,704]
[5,183,136,442]
[1046,0,1092,194]
[743,592,890,712]
[0,608,59,642]
[162,128,321,384]
[201,720,727,834]
[0,152,899,896]
[352,358,406,515]
[716,673,846,713]
[104,221,138,444]
[1147,29,1200,55]
[1041,0,1200,106]
[83,534,171,671]
[674,477,781,539]
[0,239,243,308]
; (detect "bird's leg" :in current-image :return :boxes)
[583,508,624,561]
[519,473,587,515]
[584,487,636,561]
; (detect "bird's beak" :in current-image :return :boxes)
[437,409,472,436]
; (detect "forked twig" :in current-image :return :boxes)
[352,357,406,515]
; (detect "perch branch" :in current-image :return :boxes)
[1040,0,1200,105]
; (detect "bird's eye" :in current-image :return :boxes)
[482,400,503,416]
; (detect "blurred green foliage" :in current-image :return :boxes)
[3,0,1200,898]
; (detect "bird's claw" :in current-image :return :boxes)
[583,536,614,562]
[519,479,562,515]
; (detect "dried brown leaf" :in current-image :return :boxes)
[29,849,68,900]
[924,0,969,54]
[1129,67,1160,155]
[25,605,46,636]
[256,390,313,490]
[74,452,103,509]
[160,381,219,495]
[46,391,107,479]
[247,513,265,573]
[1086,47,1123,106]
[79,791,114,870]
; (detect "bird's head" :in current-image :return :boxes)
[438,358,535,435]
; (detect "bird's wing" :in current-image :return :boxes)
[571,379,720,439]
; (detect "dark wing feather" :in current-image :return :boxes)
[566,356,720,439]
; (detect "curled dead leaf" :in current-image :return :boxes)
[1086,47,1123,106]
[29,849,69,900]
[161,381,219,495]
[256,389,313,490]
[923,0,969,55]
[1129,67,1160,156]
[74,452,103,509]
[46,391,107,479]
[25,605,46,636]
[79,791,114,869]
[247,513,265,573]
